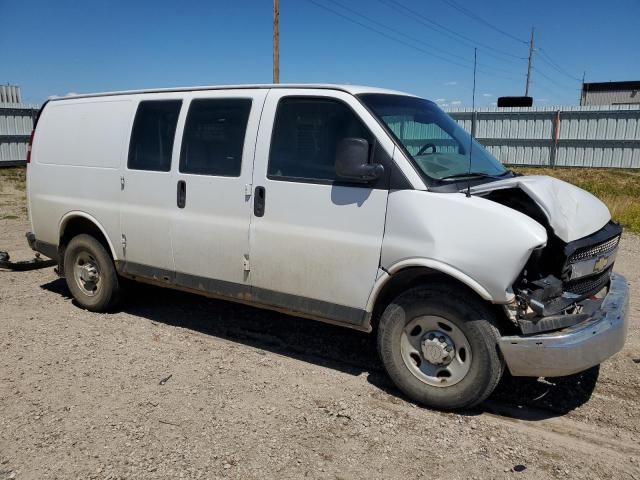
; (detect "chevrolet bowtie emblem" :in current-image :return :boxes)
[594,256,609,272]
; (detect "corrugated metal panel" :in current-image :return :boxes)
[0,91,39,165]
[0,108,36,135]
[447,105,640,168]
[0,85,22,104]
[2,100,640,168]
[0,141,28,165]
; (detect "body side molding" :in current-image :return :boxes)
[116,261,371,331]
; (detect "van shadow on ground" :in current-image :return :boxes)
[41,278,599,421]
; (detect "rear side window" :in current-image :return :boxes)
[268,97,372,182]
[179,98,252,176]
[128,100,182,171]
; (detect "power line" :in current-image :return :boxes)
[323,0,473,65]
[305,0,471,70]
[322,0,519,77]
[533,66,580,91]
[438,0,529,44]
[529,81,566,102]
[376,0,527,63]
[477,70,524,83]
[529,74,578,103]
[373,0,580,97]
[305,0,523,82]
[380,0,526,61]
[537,48,582,82]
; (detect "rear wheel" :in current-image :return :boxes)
[377,284,504,410]
[64,234,121,312]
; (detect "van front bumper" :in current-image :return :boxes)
[498,273,629,377]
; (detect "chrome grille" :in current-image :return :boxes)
[565,267,612,296]
[568,236,620,264]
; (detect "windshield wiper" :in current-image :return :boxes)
[440,170,512,181]
[440,172,496,181]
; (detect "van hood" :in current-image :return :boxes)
[470,175,611,243]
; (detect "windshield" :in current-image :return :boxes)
[359,94,507,181]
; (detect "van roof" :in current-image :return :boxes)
[48,84,416,101]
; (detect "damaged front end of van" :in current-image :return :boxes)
[473,175,629,377]
[362,92,629,380]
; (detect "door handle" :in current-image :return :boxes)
[254,186,265,217]
[177,180,186,208]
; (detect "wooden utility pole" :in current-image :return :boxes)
[524,27,535,96]
[579,71,586,105]
[273,0,280,84]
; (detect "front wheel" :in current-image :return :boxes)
[377,284,504,410]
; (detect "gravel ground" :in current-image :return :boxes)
[1,181,639,480]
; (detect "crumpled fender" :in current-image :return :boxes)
[380,190,548,304]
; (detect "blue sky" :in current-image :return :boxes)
[2,0,639,107]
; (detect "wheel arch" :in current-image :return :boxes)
[58,212,118,274]
[365,259,499,332]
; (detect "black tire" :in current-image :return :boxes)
[377,283,504,410]
[63,234,121,312]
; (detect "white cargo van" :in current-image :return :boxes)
[26,84,628,410]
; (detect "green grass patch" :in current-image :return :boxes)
[512,167,640,234]
[0,167,26,192]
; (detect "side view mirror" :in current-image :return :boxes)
[335,138,384,183]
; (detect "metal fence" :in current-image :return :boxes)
[2,101,640,169]
[0,102,39,167]
[446,105,640,168]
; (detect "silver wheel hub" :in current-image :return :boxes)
[421,332,455,366]
[400,315,472,388]
[79,264,99,283]
[72,251,101,297]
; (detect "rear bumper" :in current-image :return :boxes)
[499,273,629,377]
[26,232,59,261]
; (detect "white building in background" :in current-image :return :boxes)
[581,81,640,106]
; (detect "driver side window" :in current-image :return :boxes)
[267,97,373,182]
[382,115,460,156]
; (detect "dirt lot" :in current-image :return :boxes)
[1,176,639,480]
